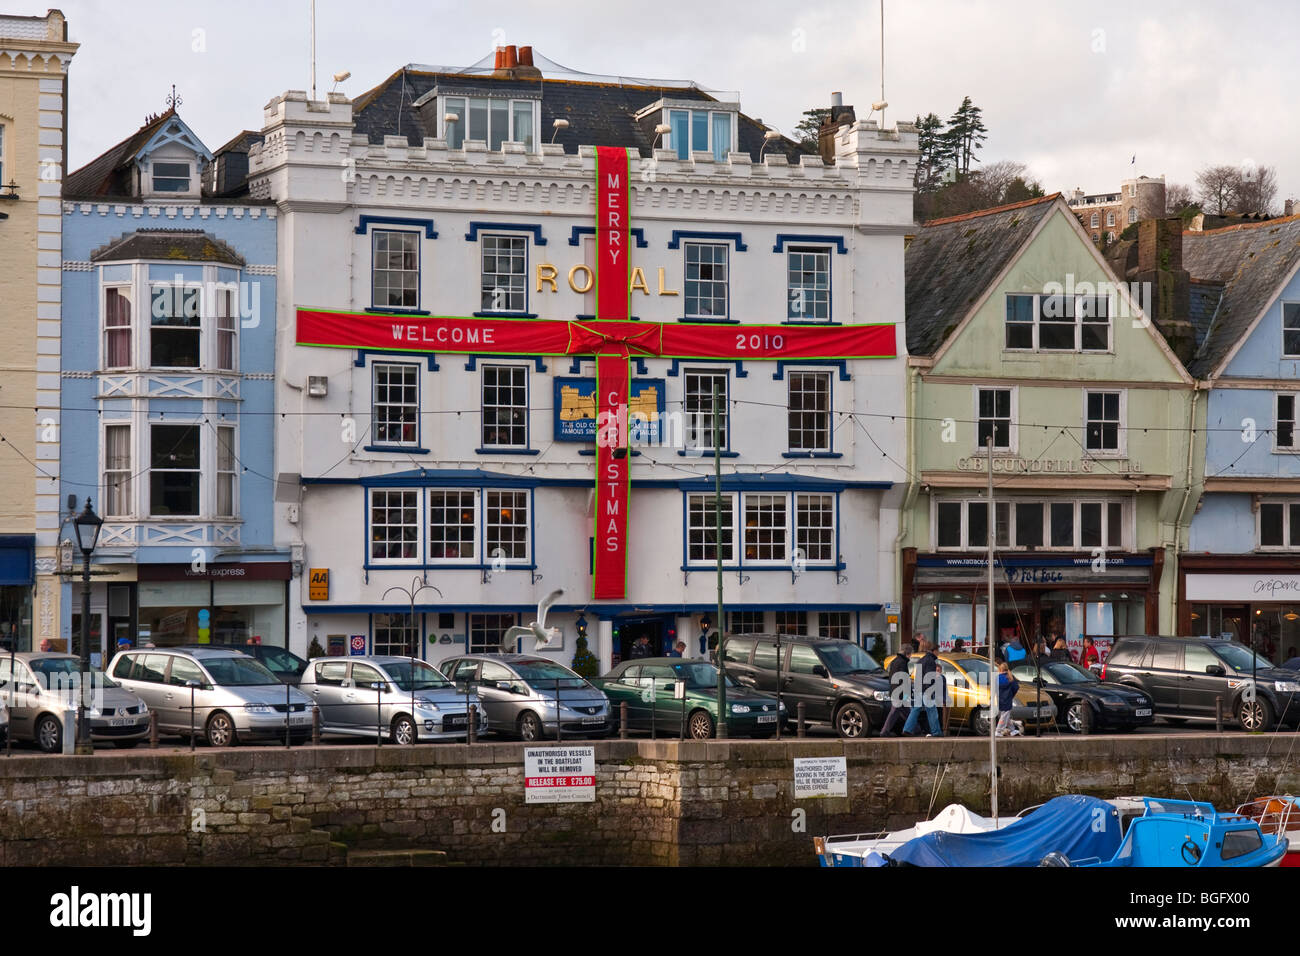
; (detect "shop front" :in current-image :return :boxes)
[135,562,290,650]
[902,548,1162,661]
[1180,557,1300,663]
[0,535,34,650]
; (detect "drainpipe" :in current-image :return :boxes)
[892,362,919,653]
[1166,385,1201,632]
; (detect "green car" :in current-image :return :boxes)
[599,657,785,738]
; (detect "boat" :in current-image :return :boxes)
[1067,797,1286,868]
[812,803,1017,867]
[1233,796,1300,866]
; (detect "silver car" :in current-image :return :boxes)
[439,654,611,741]
[107,647,312,746]
[299,655,488,744]
[0,652,150,752]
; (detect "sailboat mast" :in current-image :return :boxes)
[988,436,998,822]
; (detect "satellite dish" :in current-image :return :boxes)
[500,588,565,652]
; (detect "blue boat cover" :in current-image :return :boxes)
[888,795,1121,867]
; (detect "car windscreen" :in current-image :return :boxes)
[201,656,280,686]
[26,657,119,688]
[258,646,305,673]
[815,642,884,676]
[512,660,588,690]
[1213,643,1274,672]
[1042,662,1097,684]
[671,662,739,689]
[386,659,453,691]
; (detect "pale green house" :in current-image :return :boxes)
[897,195,1203,658]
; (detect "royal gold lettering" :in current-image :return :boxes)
[536,263,558,293]
[569,264,594,294]
[657,267,679,296]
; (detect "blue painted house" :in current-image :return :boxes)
[59,109,286,661]
[1181,215,1300,660]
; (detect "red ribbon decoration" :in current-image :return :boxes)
[294,147,897,600]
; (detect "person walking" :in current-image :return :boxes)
[1079,636,1101,669]
[902,640,945,737]
[629,636,652,659]
[880,639,916,736]
[995,661,1020,737]
[1049,638,1070,662]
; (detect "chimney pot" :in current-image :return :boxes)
[518,46,534,67]
[494,47,505,69]
[504,45,518,69]
[830,91,843,110]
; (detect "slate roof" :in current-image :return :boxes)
[350,65,805,162]
[1188,280,1224,351]
[904,194,1060,356]
[89,229,245,266]
[64,109,177,199]
[1183,215,1300,377]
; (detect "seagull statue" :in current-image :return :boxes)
[501,588,565,652]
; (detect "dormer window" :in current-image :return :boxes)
[152,161,191,193]
[440,96,538,151]
[666,109,734,162]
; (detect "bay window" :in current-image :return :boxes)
[149,424,201,516]
[150,284,202,367]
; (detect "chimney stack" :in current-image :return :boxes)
[818,92,855,166]
[1135,218,1196,366]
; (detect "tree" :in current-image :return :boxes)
[307,636,325,659]
[915,159,1043,222]
[1196,165,1240,216]
[1165,182,1197,215]
[1235,165,1278,215]
[943,96,987,176]
[793,108,831,151]
[570,630,599,678]
[913,112,949,193]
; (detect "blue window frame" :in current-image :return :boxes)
[682,490,840,570]
[371,229,421,311]
[366,361,424,452]
[479,364,532,452]
[479,234,528,314]
[684,242,728,320]
[365,486,535,570]
[786,247,831,321]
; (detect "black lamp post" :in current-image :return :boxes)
[71,498,103,754]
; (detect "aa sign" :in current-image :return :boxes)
[309,568,329,600]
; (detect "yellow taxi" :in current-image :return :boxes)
[881,651,1057,734]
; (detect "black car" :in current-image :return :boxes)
[177,643,308,685]
[715,634,891,738]
[1100,635,1300,732]
[1009,659,1154,734]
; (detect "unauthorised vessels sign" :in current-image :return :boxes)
[524,746,596,804]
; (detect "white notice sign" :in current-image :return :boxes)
[793,756,848,799]
[524,746,596,804]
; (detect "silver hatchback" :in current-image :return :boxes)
[108,647,313,746]
[300,656,488,744]
[439,654,610,741]
[0,653,150,752]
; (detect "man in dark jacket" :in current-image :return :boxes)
[880,639,916,736]
[902,640,946,736]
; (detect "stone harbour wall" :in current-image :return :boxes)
[0,735,1296,866]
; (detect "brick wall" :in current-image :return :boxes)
[0,736,1292,866]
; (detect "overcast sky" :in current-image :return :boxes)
[27,0,1299,206]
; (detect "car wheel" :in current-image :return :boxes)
[113,740,141,749]
[969,709,991,737]
[1065,701,1093,735]
[35,713,62,754]
[204,711,238,748]
[1237,696,1274,733]
[688,710,715,739]
[390,714,417,746]
[834,702,870,739]
[518,711,545,741]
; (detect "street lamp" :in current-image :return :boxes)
[70,498,103,754]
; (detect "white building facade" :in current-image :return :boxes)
[251,56,916,671]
